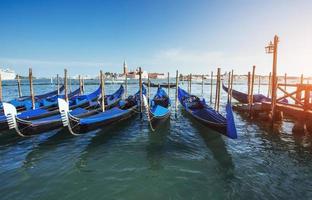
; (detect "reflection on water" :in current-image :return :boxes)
[1,79,312,199]
[181,110,234,174]
[146,120,170,170]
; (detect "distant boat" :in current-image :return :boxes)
[143,82,176,88]
[222,82,288,104]
[0,68,16,80]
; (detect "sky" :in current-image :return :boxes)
[0,0,311,77]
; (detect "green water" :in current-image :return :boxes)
[1,79,312,200]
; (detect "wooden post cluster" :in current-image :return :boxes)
[29,68,35,109]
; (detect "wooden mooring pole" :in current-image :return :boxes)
[147,76,150,103]
[258,75,261,94]
[100,70,105,112]
[57,74,60,95]
[29,68,35,109]
[217,68,221,112]
[267,72,271,98]
[201,74,204,97]
[139,67,143,118]
[189,73,192,94]
[78,75,82,95]
[64,69,68,102]
[284,73,287,91]
[215,68,221,112]
[227,72,231,102]
[167,72,170,97]
[271,35,279,123]
[17,74,22,97]
[175,70,179,113]
[187,74,189,93]
[82,77,85,94]
[247,72,251,103]
[69,74,72,93]
[230,70,234,104]
[0,73,2,102]
[249,66,256,116]
[210,71,213,104]
[125,74,128,99]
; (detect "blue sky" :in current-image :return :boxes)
[0,0,311,77]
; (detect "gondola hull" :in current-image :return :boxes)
[3,85,124,136]
[0,87,83,130]
[222,83,288,104]
[181,108,226,134]
[13,100,121,136]
[178,87,237,139]
[69,106,139,133]
[16,118,63,136]
[149,110,170,128]
[60,87,145,135]
[144,87,171,131]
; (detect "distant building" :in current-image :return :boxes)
[126,68,148,79]
[0,68,16,80]
[148,73,165,79]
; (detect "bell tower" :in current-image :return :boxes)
[123,60,128,75]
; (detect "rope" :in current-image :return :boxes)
[142,94,155,131]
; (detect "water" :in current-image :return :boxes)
[1,79,312,200]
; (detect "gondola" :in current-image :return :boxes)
[222,83,288,104]
[143,82,176,88]
[143,87,170,131]
[58,86,146,135]
[5,85,65,110]
[178,87,237,139]
[3,85,124,136]
[0,87,83,132]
